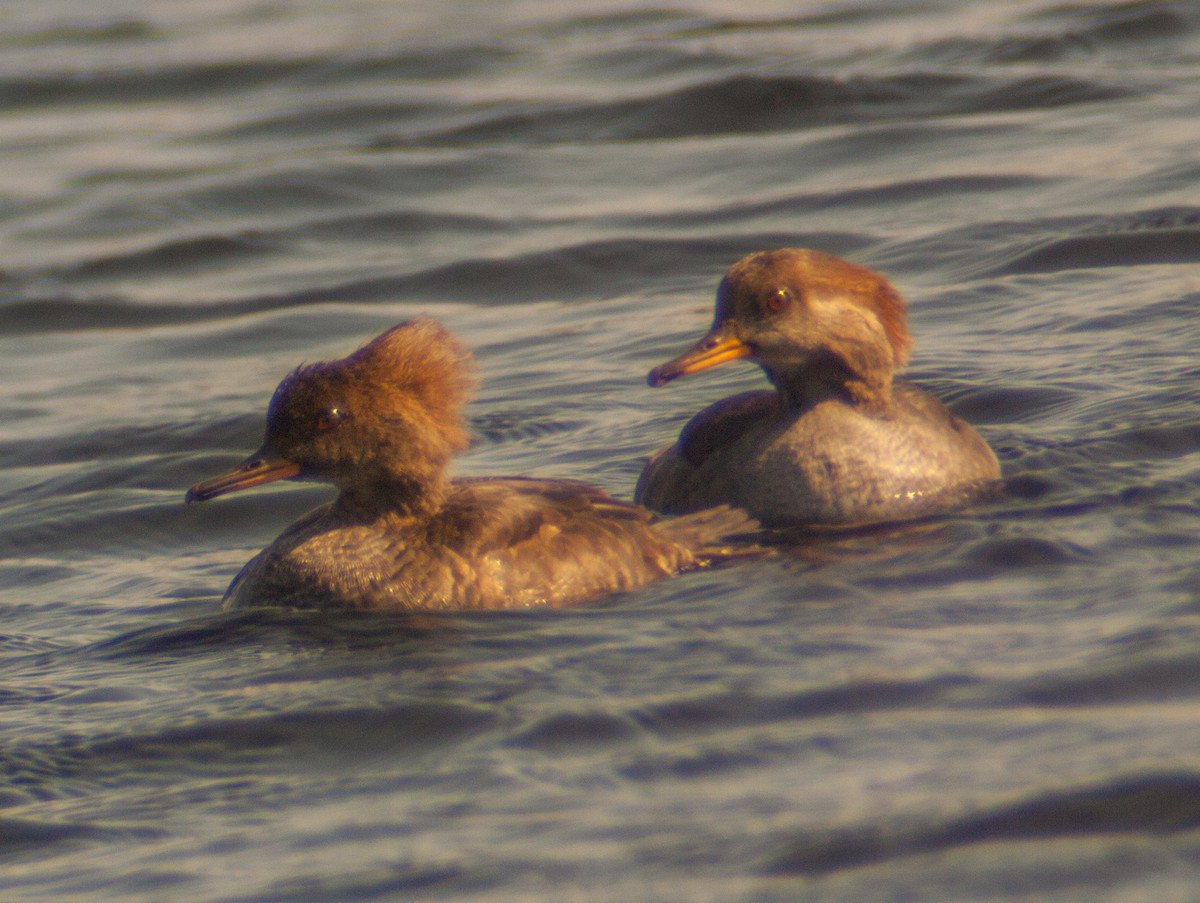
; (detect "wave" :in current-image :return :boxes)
[375,72,1132,148]
[766,770,1200,875]
[0,231,845,333]
[878,205,1200,279]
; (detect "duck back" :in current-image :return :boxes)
[224,477,757,610]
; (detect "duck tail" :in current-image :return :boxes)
[655,505,764,564]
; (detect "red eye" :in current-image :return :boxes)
[318,406,347,431]
[766,288,791,314]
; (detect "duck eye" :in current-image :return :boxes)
[766,287,791,314]
[318,405,348,431]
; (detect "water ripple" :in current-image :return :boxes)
[379,72,1132,147]
[766,771,1200,875]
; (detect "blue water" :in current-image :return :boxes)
[2,1,1200,899]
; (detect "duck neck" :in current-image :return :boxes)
[768,351,893,411]
[332,472,447,521]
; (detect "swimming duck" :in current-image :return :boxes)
[187,318,754,610]
[635,249,1000,527]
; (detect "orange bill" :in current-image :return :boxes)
[186,451,301,503]
[647,329,752,387]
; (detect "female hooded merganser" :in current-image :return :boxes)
[188,318,754,610]
[636,249,1000,528]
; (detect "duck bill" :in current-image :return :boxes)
[647,328,752,387]
[186,450,301,503]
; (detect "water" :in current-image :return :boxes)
[2,0,1199,899]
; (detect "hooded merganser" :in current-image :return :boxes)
[636,249,999,527]
[188,318,755,609]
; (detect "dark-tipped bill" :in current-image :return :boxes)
[186,452,301,503]
[647,330,752,387]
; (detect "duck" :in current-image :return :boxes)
[186,318,755,610]
[635,249,1000,528]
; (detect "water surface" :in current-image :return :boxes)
[2,1,1200,899]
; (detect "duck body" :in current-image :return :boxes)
[223,476,746,611]
[637,382,997,527]
[637,249,1000,528]
[188,319,753,611]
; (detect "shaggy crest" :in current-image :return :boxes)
[246,317,481,503]
[347,317,478,451]
[802,250,912,368]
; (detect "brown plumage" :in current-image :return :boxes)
[637,249,1000,528]
[187,318,755,610]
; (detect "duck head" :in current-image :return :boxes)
[187,318,476,515]
[648,249,912,407]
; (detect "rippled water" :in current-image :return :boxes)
[3,0,1200,899]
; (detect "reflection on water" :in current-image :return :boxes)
[1,0,1200,900]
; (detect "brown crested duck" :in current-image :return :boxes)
[188,319,754,610]
[636,249,1000,527]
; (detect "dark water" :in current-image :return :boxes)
[2,0,1200,899]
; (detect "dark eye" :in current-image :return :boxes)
[766,287,792,314]
[318,405,348,431]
